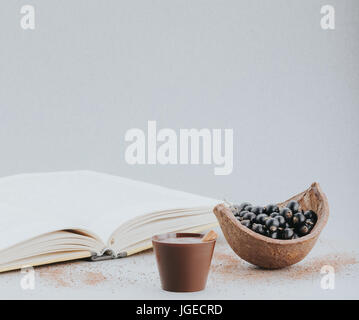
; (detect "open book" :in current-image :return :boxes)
[0,171,219,273]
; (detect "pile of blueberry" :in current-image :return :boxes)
[230,200,317,240]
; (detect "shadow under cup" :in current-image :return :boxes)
[152,233,216,292]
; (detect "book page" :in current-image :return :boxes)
[0,171,219,251]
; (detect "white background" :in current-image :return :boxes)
[0,0,358,299]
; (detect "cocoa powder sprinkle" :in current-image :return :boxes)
[37,262,108,288]
[211,250,357,283]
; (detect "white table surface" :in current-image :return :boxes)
[0,227,358,300]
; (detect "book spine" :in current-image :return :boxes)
[90,249,127,261]
[90,248,117,261]
[117,251,127,258]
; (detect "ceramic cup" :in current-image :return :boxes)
[152,232,216,292]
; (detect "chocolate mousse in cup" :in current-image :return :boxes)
[152,232,216,292]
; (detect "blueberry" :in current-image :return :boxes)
[239,210,250,218]
[270,212,280,218]
[283,228,294,239]
[252,223,266,235]
[231,205,241,216]
[305,219,315,227]
[304,210,316,221]
[292,212,306,226]
[298,224,310,236]
[242,211,256,222]
[286,200,300,213]
[256,213,269,224]
[245,205,253,212]
[270,232,279,239]
[280,208,293,222]
[237,202,252,212]
[274,215,286,228]
[266,204,279,214]
[240,219,252,228]
[265,218,280,232]
[251,206,265,215]
[303,210,313,219]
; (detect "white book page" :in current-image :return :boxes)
[0,171,219,251]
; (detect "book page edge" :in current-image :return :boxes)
[0,251,92,273]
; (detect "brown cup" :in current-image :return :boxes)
[152,232,216,292]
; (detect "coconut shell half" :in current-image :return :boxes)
[213,182,329,269]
